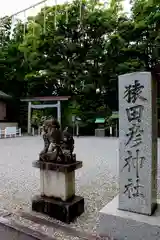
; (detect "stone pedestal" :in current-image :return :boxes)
[98,196,160,240]
[40,170,75,201]
[98,72,158,239]
[32,160,84,223]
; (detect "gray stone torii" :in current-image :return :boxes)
[20,96,70,134]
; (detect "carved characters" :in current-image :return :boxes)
[124,80,146,103]
[122,79,146,199]
[124,178,144,199]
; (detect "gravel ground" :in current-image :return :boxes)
[0,136,159,235]
[0,136,119,233]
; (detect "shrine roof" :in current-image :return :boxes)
[95,118,105,124]
[20,96,70,102]
[0,91,12,100]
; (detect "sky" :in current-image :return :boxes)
[0,0,131,19]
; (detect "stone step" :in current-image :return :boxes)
[15,210,112,240]
[0,208,114,240]
[20,211,87,239]
[0,213,55,240]
[18,210,97,239]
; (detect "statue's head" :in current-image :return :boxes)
[42,118,60,133]
[51,118,60,129]
[42,120,50,132]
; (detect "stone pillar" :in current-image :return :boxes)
[32,161,84,224]
[27,101,31,135]
[76,123,79,137]
[57,100,61,127]
[118,72,157,215]
[109,126,112,136]
[98,72,160,240]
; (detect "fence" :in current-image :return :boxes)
[0,127,21,138]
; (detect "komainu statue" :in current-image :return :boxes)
[39,119,76,163]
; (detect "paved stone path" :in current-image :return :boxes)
[0,136,159,234]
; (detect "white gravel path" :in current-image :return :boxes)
[1,136,159,233]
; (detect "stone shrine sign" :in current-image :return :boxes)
[119,72,157,215]
[98,72,160,240]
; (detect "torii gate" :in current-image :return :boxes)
[20,96,70,134]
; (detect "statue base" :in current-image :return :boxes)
[97,195,160,240]
[39,152,76,164]
[32,195,84,224]
[33,159,82,172]
[32,160,84,223]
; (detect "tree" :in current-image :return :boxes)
[0,16,29,98]
[0,0,160,128]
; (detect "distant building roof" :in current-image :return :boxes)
[95,118,105,124]
[0,91,11,99]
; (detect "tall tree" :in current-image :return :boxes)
[0,0,160,125]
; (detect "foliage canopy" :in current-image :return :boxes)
[0,0,160,125]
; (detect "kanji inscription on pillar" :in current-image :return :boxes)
[118,72,157,215]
